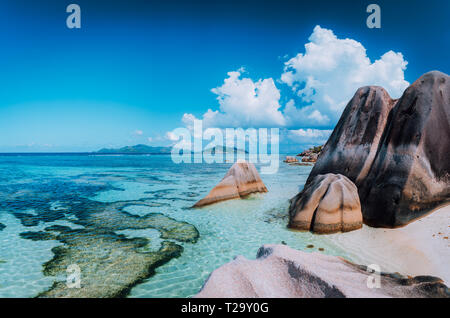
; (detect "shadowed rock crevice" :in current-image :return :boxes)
[286,261,345,298]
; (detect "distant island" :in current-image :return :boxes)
[96,144,172,154]
[95,144,248,155]
[201,146,248,155]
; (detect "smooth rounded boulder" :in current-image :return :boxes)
[289,173,362,233]
[196,244,449,298]
[193,160,268,207]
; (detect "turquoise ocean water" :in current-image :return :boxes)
[0,154,356,297]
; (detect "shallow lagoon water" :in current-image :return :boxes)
[0,154,427,297]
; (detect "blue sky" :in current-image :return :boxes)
[0,0,448,152]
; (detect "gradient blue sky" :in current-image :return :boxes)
[0,0,448,152]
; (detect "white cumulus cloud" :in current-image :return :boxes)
[182,69,285,128]
[170,25,410,147]
[281,25,409,125]
[165,131,179,141]
[287,128,333,144]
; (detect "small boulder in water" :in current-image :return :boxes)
[283,156,298,163]
[193,160,268,207]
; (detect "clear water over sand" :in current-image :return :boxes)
[0,154,447,297]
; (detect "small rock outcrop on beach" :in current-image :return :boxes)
[193,160,268,207]
[283,156,299,163]
[297,145,323,162]
[196,244,450,298]
[289,174,362,233]
[302,71,450,227]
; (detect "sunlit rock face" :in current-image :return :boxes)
[304,71,450,227]
[196,244,450,298]
[307,86,395,184]
[360,71,450,227]
[289,174,362,234]
[284,156,299,163]
[193,160,268,207]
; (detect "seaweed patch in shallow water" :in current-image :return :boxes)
[264,207,289,224]
[36,225,184,298]
[21,199,200,297]
[1,170,200,297]
[1,176,119,227]
[24,197,200,298]
[19,231,56,241]
[0,222,5,231]
[71,199,199,243]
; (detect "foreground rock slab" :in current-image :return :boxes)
[194,160,268,207]
[303,71,450,227]
[289,174,362,233]
[196,244,449,298]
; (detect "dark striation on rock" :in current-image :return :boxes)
[196,244,450,298]
[303,71,450,227]
[307,86,395,183]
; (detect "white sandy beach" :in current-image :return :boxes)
[326,204,450,285]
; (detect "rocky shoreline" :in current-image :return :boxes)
[297,145,323,163]
[196,71,450,298]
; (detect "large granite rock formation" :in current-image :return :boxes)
[289,174,362,233]
[302,71,450,227]
[193,160,268,207]
[196,244,449,298]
